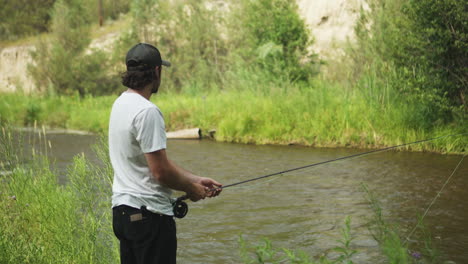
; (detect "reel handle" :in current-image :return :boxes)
[173,194,189,219]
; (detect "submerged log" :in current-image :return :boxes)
[166,128,201,139]
[208,129,216,138]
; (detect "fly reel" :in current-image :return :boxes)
[173,196,188,218]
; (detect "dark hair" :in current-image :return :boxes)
[121,69,156,90]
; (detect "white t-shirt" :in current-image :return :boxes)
[109,92,173,215]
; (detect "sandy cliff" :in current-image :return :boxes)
[298,0,367,57]
[0,45,36,93]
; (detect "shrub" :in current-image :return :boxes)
[0,0,55,40]
[117,0,319,93]
[402,0,467,109]
[121,0,227,92]
[0,0,130,41]
[230,0,320,83]
[353,0,466,125]
[28,0,120,97]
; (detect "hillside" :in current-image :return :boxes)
[0,0,366,93]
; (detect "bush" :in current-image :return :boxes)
[230,0,320,83]
[29,0,120,97]
[116,0,319,93]
[100,0,131,21]
[353,0,467,125]
[120,0,228,92]
[0,0,130,41]
[0,0,55,40]
[403,0,467,108]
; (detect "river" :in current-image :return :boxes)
[20,132,468,263]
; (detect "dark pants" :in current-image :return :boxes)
[112,205,177,264]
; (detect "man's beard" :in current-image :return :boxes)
[151,81,159,94]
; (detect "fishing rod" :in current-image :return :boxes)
[172,132,467,218]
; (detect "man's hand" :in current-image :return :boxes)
[199,177,222,198]
[187,177,222,202]
[186,182,207,202]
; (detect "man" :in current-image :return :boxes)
[109,43,222,264]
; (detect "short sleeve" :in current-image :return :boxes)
[133,107,167,153]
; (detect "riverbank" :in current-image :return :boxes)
[1,84,465,153]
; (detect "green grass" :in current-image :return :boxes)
[0,76,465,153]
[0,93,114,133]
[0,128,117,263]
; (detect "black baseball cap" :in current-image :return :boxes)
[125,43,171,71]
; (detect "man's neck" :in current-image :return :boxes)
[127,87,152,100]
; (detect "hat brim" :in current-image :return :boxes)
[162,60,171,67]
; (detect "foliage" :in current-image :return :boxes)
[230,0,320,83]
[118,0,228,92]
[239,236,313,263]
[117,0,318,93]
[333,216,357,264]
[28,0,120,97]
[99,0,131,21]
[363,184,411,263]
[0,93,113,133]
[2,80,466,153]
[0,0,130,41]
[238,217,358,264]
[0,127,118,263]
[362,184,444,264]
[353,0,467,125]
[403,0,467,108]
[0,0,55,41]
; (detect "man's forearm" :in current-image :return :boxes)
[145,150,207,201]
[168,160,200,183]
[158,161,198,193]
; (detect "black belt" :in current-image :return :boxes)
[113,205,170,221]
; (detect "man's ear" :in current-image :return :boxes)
[154,66,161,79]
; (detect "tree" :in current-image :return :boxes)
[354,0,466,124]
[0,0,55,40]
[232,0,320,83]
[403,0,467,108]
[29,0,118,97]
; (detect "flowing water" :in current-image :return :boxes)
[17,132,468,263]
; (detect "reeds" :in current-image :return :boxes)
[0,126,118,263]
[238,216,356,264]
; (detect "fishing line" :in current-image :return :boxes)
[173,132,466,218]
[404,153,466,245]
[228,173,286,190]
[219,133,467,190]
